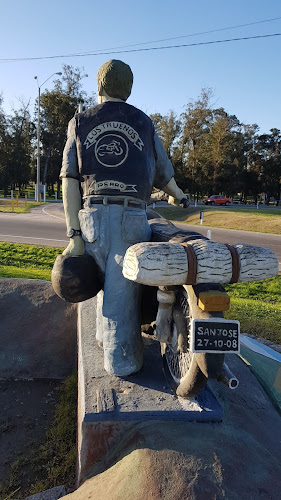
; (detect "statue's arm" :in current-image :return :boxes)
[60,117,84,256]
[62,178,84,256]
[161,177,186,207]
[153,130,188,206]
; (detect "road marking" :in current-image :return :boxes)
[0,234,68,243]
[42,206,65,220]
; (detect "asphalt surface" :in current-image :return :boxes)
[0,204,68,248]
[0,203,280,270]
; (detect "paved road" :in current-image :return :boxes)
[0,204,68,248]
[0,203,280,270]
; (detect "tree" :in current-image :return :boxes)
[150,110,181,160]
[178,88,214,197]
[0,98,34,195]
[239,124,260,202]
[39,65,96,195]
[255,129,281,203]
[0,95,9,195]
[7,101,35,191]
[206,110,245,195]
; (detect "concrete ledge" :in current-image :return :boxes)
[77,297,222,485]
[240,335,281,411]
[23,485,66,500]
[0,278,77,379]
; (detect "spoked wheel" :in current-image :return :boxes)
[161,287,208,399]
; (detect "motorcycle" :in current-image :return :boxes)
[123,207,277,399]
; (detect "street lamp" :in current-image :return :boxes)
[34,72,62,202]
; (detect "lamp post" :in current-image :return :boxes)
[34,72,62,202]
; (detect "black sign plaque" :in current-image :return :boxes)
[190,319,240,353]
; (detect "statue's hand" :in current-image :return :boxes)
[180,196,190,208]
[168,195,190,208]
[62,236,85,257]
[168,195,178,206]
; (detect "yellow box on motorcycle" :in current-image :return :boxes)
[198,291,230,312]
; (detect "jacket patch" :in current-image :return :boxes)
[89,180,137,193]
[83,121,144,152]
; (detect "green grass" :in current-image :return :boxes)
[225,276,281,344]
[225,276,281,303]
[0,200,42,213]
[155,205,281,234]
[0,242,62,281]
[0,242,280,343]
[0,265,52,280]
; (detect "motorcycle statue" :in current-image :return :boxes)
[122,207,278,398]
[52,207,278,400]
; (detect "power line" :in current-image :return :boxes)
[81,15,281,52]
[1,32,281,63]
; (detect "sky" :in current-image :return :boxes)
[0,0,281,134]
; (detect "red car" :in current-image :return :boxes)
[203,195,232,206]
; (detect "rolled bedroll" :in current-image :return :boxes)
[123,238,278,286]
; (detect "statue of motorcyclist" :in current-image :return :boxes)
[60,59,188,376]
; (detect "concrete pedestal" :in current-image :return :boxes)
[0,279,77,379]
[77,297,222,485]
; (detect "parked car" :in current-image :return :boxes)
[203,195,232,206]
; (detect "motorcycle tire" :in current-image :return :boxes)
[161,286,224,399]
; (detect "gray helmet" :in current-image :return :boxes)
[52,254,102,303]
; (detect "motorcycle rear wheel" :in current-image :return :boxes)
[161,287,208,398]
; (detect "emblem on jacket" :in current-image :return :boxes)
[95,134,128,167]
[84,121,144,168]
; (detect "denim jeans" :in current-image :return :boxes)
[79,203,151,376]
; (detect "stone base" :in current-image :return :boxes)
[24,485,66,500]
[77,298,222,485]
[0,279,77,379]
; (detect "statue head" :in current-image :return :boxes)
[97,59,133,102]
